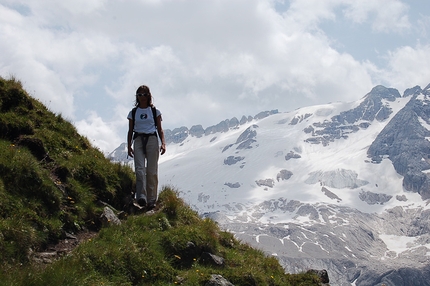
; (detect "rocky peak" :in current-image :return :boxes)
[367,84,430,199]
[163,110,276,144]
[303,85,404,146]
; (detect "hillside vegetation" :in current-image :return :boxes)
[0,76,321,285]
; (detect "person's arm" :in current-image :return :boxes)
[127,119,134,158]
[156,115,166,155]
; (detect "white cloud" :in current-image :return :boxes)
[342,0,410,33]
[75,111,122,154]
[0,0,429,153]
[383,44,430,91]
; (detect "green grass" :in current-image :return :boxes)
[0,76,135,265]
[0,76,321,285]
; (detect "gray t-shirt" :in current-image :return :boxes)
[127,107,161,133]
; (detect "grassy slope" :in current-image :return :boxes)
[0,77,320,285]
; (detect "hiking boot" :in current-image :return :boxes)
[137,198,147,208]
[147,203,156,211]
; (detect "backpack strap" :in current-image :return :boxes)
[131,107,138,139]
[152,106,163,141]
[151,106,157,128]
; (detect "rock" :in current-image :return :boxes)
[239,115,249,125]
[100,206,121,226]
[321,187,342,202]
[305,169,368,189]
[277,170,293,181]
[254,109,278,120]
[190,125,205,138]
[285,151,301,161]
[236,125,258,144]
[224,156,245,165]
[255,179,274,188]
[359,191,392,205]
[290,113,312,125]
[205,274,234,286]
[224,182,241,188]
[306,85,401,146]
[164,126,189,144]
[200,252,225,267]
[367,88,430,199]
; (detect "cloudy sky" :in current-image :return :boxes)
[1,0,429,153]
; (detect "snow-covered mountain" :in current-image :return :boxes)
[109,84,430,286]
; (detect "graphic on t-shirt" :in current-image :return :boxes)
[140,113,148,119]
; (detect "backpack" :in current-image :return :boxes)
[131,106,159,139]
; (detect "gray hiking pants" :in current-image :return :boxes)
[133,134,159,205]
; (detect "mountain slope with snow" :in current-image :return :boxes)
[109,84,430,286]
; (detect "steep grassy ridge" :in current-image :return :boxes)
[0,76,134,264]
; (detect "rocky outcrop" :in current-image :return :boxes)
[290,113,312,125]
[285,151,301,161]
[164,126,189,144]
[224,182,241,188]
[305,85,401,146]
[277,170,293,181]
[205,274,234,286]
[254,109,278,120]
[359,191,392,205]
[256,179,275,188]
[224,156,245,165]
[160,110,275,145]
[305,169,368,189]
[321,187,342,202]
[216,202,430,286]
[190,125,205,137]
[368,85,430,199]
[100,206,122,226]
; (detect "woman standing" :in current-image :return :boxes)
[127,85,166,210]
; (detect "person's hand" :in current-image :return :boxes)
[127,145,134,158]
[160,144,166,155]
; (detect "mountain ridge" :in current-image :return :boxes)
[110,83,430,285]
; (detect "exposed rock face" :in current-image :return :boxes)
[368,85,430,199]
[100,207,122,226]
[254,109,278,120]
[164,126,189,144]
[277,170,293,181]
[256,179,275,188]
[201,252,225,267]
[285,151,301,161]
[290,113,312,125]
[160,110,275,145]
[305,169,369,189]
[305,85,401,146]
[221,122,260,153]
[224,182,241,188]
[224,156,245,165]
[218,203,430,286]
[205,120,230,135]
[236,124,258,143]
[359,191,392,205]
[190,125,205,138]
[205,274,234,286]
[321,187,342,202]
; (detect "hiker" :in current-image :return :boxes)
[127,85,166,210]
